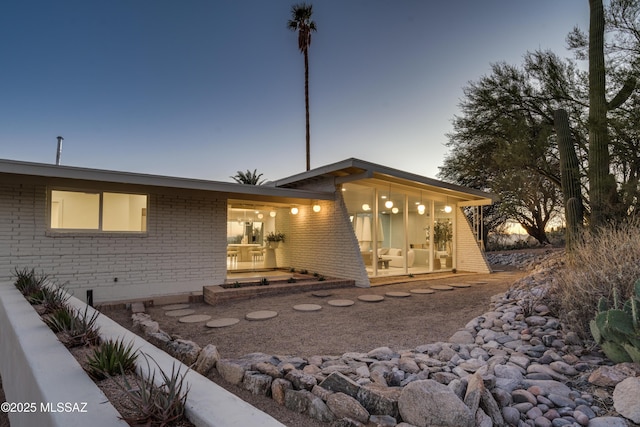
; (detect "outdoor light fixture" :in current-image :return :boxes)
[291,207,299,215]
[269,211,276,217]
[312,204,321,213]
[362,204,371,211]
[257,213,264,219]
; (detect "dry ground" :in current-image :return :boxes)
[103,268,525,427]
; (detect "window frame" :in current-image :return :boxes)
[47,187,149,235]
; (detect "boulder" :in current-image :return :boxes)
[285,369,317,391]
[320,371,362,397]
[165,338,201,365]
[398,379,473,427]
[216,359,246,385]
[242,371,273,396]
[284,389,335,422]
[193,344,220,375]
[613,377,640,424]
[271,378,292,406]
[326,392,370,424]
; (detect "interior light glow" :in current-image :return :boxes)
[269,211,276,217]
[417,204,425,215]
[290,207,299,215]
[391,207,399,214]
[444,205,453,213]
[362,204,370,211]
[385,200,394,209]
[312,204,321,213]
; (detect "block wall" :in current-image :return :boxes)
[0,178,227,303]
[455,207,491,273]
[274,189,369,287]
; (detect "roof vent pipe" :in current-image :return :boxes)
[55,136,64,165]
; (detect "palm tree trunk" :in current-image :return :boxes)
[304,49,311,171]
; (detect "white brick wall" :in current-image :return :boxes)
[274,189,370,287]
[455,207,491,273]
[0,178,227,303]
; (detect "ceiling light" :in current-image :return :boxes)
[385,200,394,209]
[417,204,425,215]
[312,204,321,213]
[444,205,452,213]
[362,204,370,211]
[391,207,399,214]
[291,207,299,215]
[269,211,276,217]
[257,213,264,219]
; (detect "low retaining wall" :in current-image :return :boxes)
[0,281,285,427]
[0,282,126,427]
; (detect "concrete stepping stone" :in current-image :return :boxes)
[293,304,322,312]
[410,288,436,294]
[449,283,472,288]
[385,291,411,298]
[429,285,454,291]
[358,294,385,302]
[471,281,488,285]
[246,310,278,321]
[311,291,333,297]
[165,308,195,317]
[162,303,190,311]
[328,299,355,307]
[178,314,211,323]
[206,318,240,328]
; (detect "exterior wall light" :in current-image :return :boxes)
[312,204,321,213]
[290,207,299,215]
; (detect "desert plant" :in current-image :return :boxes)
[548,220,640,337]
[39,283,70,314]
[87,338,138,380]
[13,267,49,303]
[118,354,190,426]
[589,279,640,363]
[45,305,101,347]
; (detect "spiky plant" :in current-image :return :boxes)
[13,267,49,303]
[39,284,70,314]
[87,338,138,380]
[45,305,101,348]
[117,354,190,426]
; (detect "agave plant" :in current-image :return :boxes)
[13,267,49,303]
[45,305,101,348]
[39,283,70,314]
[117,354,190,426]
[87,338,138,380]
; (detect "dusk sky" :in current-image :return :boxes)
[1,1,589,183]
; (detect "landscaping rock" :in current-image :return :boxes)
[271,378,292,406]
[613,377,640,424]
[242,371,272,396]
[284,389,335,422]
[193,343,219,375]
[326,392,370,424]
[398,380,473,427]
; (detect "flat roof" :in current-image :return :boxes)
[0,158,334,203]
[270,158,496,204]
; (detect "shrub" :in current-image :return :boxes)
[39,283,70,314]
[45,305,101,347]
[117,355,190,426]
[13,267,49,303]
[87,338,138,380]
[548,220,640,338]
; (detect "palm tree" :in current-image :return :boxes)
[287,3,317,171]
[230,169,266,185]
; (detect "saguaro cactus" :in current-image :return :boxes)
[588,0,636,228]
[554,109,584,249]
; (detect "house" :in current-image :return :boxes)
[0,157,494,304]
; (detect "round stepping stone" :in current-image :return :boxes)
[429,285,454,291]
[410,288,436,294]
[165,308,195,317]
[357,294,385,302]
[385,291,411,298]
[206,318,240,328]
[178,314,211,323]
[293,304,322,312]
[449,283,472,288]
[245,310,278,321]
[471,281,488,285]
[328,299,355,307]
[162,303,190,311]
[311,291,333,297]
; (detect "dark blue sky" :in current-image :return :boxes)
[1,1,588,182]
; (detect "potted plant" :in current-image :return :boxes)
[265,231,285,248]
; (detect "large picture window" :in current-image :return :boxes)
[50,190,147,232]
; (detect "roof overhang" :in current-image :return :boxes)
[0,159,334,204]
[271,158,496,205]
